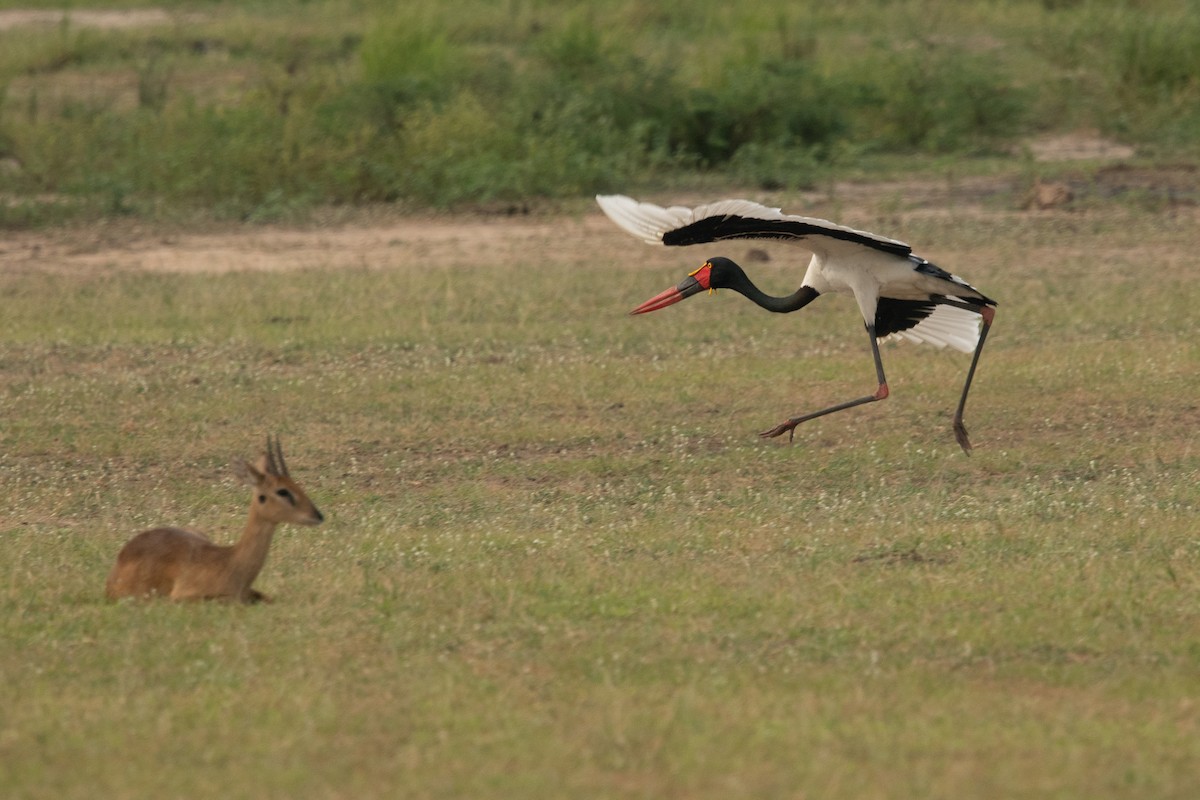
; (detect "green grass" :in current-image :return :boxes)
[2,0,1200,221]
[1,187,1198,797]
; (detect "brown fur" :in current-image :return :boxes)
[105,437,323,603]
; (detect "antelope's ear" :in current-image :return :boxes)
[235,459,267,487]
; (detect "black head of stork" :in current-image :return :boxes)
[630,257,818,316]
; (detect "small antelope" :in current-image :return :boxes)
[105,436,324,603]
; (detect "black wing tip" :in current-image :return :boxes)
[662,214,911,256]
[874,298,937,338]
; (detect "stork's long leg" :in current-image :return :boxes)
[951,306,995,454]
[760,324,889,441]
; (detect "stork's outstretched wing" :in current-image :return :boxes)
[596,194,912,258]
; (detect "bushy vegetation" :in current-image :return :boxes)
[0,0,1197,218]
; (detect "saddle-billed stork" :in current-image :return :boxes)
[596,194,997,453]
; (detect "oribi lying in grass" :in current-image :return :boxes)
[105,436,324,603]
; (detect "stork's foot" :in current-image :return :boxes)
[760,384,890,443]
[759,419,801,441]
[953,419,973,455]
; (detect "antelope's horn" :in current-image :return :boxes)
[271,435,289,476]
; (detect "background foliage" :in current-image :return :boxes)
[1,0,1199,219]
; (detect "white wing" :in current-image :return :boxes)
[882,303,982,354]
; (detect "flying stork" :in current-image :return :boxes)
[596,194,997,453]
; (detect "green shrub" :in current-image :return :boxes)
[3,0,1199,219]
[1036,4,1200,147]
[359,20,466,106]
[670,58,849,166]
[1108,11,1200,95]
[862,47,1027,154]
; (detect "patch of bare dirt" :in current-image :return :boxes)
[0,212,692,276]
[1025,133,1135,162]
[0,179,1011,278]
[0,8,177,31]
[2,167,1196,278]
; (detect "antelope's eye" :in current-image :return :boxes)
[275,487,295,504]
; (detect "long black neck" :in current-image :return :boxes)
[730,274,819,314]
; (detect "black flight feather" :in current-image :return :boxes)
[662,214,914,258]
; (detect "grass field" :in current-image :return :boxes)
[1,172,1198,797]
[2,1,1199,797]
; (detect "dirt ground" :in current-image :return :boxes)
[0,8,181,30]
[0,184,984,277]
[0,210,627,276]
[4,164,1195,278]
